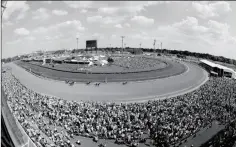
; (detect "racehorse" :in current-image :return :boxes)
[95,83,101,86]
[86,82,91,85]
[122,81,128,85]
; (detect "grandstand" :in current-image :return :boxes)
[200,59,236,78]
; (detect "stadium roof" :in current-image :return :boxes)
[200,59,235,73]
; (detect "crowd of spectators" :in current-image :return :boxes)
[2,68,236,147]
[112,56,166,72]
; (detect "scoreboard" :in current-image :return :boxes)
[86,40,97,48]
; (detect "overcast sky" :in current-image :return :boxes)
[2,1,236,59]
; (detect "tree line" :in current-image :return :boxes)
[2,48,236,66]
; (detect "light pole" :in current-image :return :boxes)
[155,40,163,51]
[121,36,125,54]
[76,38,79,50]
[153,39,156,50]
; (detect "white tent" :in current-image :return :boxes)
[88,61,94,66]
[100,60,108,66]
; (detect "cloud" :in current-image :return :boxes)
[103,16,126,25]
[25,36,36,41]
[81,9,88,13]
[32,27,48,34]
[14,28,30,36]
[52,10,68,16]
[98,7,119,15]
[6,39,22,45]
[229,37,236,44]
[32,8,50,20]
[131,16,154,27]
[87,15,103,23]
[207,20,231,42]
[4,21,13,26]
[111,34,117,38]
[76,32,84,38]
[87,15,126,25]
[97,2,155,16]
[131,32,151,40]
[157,16,235,46]
[64,1,173,19]
[3,1,30,20]
[44,34,63,41]
[115,24,123,28]
[172,17,208,35]
[64,1,93,9]
[95,1,173,16]
[157,17,208,42]
[92,33,104,39]
[145,1,172,5]
[124,23,131,27]
[66,1,155,17]
[45,36,51,40]
[208,20,229,33]
[42,1,52,4]
[16,13,26,20]
[53,20,85,31]
[33,20,85,34]
[192,2,231,19]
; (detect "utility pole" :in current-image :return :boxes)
[76,38,79,50]
[124,43,126,49]
[121,36,125,54]
[140,43,142,49]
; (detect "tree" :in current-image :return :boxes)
[107,57,114,63]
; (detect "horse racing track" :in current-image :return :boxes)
[6,56,209,103]
[15,56,187,83]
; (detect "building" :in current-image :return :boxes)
[43,58,52,64]
[52,58,64,64]
[200,59,236,79]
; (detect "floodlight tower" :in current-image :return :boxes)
[121,36,125,54]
